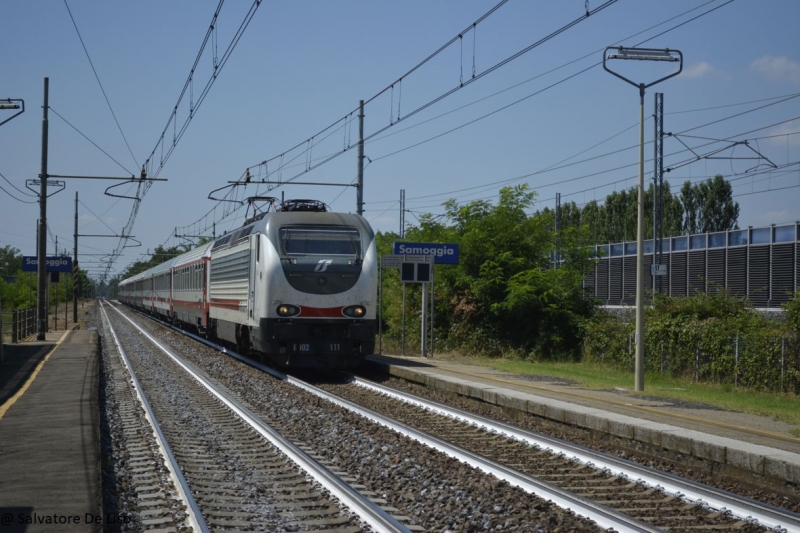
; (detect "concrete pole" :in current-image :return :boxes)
[73,191,78,322]
[357,100,364,216]
[635,86,646,392]
[421,282,428,357]
[430,267,434,358]
[54,236,58,331]
[401,283,406,356]
[37,78,49,340]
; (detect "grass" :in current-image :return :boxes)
[416,351,800,427]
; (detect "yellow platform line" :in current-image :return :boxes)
[0,331,71,420]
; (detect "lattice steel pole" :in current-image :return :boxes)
[653,92,664,293]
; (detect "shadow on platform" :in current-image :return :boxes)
[0,343,54,404]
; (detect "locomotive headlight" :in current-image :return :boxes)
[277,304,300,317]
[342,305,366,318]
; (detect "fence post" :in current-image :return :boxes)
[660,342,664,373]
[695,343,699,382]
[782,337,786,392]
[734,334,739,388]
[11,310,17,344]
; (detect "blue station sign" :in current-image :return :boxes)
[393,242,459,265]
[22,256,73,272]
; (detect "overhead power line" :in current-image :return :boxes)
[0,171,38,204]
[173,1,621,241]
[49,106,135,176]
[389,112,800,214]
[63,0,139,171]
[240,1,619,187]
[202,0,732,224]
[102,0,264,281]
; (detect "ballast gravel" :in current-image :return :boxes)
[100,307,605,532]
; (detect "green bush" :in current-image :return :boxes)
[582,292,799,393]
[583,311,633,368]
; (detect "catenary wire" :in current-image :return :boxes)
[168,0,726,241]
[48,106,135,176]
[63,0,139,171]
[102,0,263,281]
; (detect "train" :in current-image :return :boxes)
[117,199,377,369]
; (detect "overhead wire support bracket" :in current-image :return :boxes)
[46,171,168,200]
[0,98,25,127]
[122,237,142,249]
[227,179,358,187]
[208,182,246,204]
[665,134,778,174]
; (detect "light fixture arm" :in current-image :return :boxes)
[0,98,24,127]
[603,46,683,98]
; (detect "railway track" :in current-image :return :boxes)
[99,301,411,532]
[100,301,800,532]
[318,377,800,532]
[99,308,199,532]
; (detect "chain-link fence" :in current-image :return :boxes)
[637,333,800,393]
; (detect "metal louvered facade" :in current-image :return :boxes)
[587,223,799,309]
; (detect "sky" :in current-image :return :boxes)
[1,0,799,282]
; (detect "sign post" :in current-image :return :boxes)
[381,253,435,357]
[382,243,460,358]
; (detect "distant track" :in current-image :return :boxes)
[329,376,800,532]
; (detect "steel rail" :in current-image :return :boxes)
[105,302,411,533]
[111,301,798,532]
[98,302,210,533]
[285,379,664,533]
[350,376,800,533]
[110,303,658,532]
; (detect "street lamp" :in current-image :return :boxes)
[603,46,682,392]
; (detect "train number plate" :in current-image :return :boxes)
[327,342,342,353]
[295,343,312,352]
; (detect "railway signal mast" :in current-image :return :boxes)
[603,46,683,392]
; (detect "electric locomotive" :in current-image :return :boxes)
[118,199,377,369]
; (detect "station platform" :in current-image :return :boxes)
[0,330,101,532]
[367,353,800,492]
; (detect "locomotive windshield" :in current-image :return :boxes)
[280,226,361,256]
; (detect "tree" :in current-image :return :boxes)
[695,174,739,232]
[679,175,739,234]
[119,245,187,280]
[400,184,597,359]
[546,175,738,244]
[0,245,22,277]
